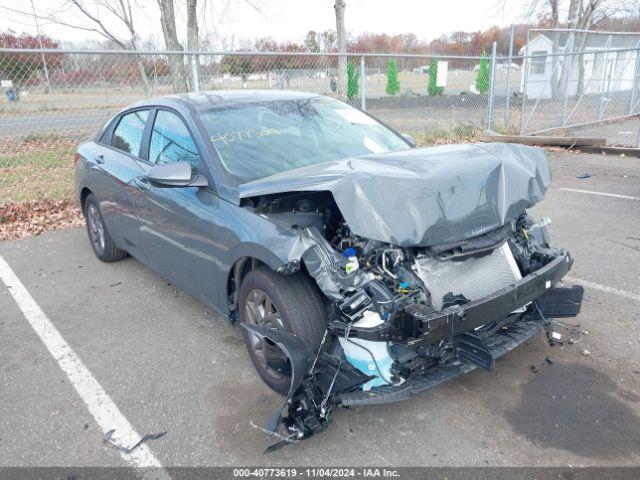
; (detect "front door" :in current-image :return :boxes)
[129,109,224,306]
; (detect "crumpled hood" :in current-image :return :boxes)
[239,142,550,247]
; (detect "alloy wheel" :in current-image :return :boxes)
[87,203,106,255]
[244,288,290,381]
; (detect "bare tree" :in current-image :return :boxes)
[186,0,199,87]
[186,0,199,52]
[157,0,188,92]
[527,0,633,98]
[566,0,621,96]
[47,0,152,94]
[182,0,265,91]
[320,30,337,51]
[334,0,347,97]
[569,0,595,96]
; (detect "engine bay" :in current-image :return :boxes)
[244,191,582,451]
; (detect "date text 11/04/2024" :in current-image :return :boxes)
[232,468,401,477]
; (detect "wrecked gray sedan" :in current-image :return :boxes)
[74,90,582,449]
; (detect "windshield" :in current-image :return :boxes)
[198,97,410,181]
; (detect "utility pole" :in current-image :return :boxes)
[30,0,52,94]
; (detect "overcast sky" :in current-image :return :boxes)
[1,0,538,48]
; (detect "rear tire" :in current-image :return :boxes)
[83,194,127,263]
[239,267,327,395]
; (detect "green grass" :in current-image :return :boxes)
[0,140,76,203]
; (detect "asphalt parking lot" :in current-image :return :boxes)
[1,150,639,468]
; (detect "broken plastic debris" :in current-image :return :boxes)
[581,349,591,357]
[527,217,551,232]
[531,356,554,374]
[103,429,167,454]
[249,420,296,453]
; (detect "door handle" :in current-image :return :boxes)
[94,154,104,164]
[132,177,150,192]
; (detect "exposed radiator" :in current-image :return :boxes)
[413,243,523,311]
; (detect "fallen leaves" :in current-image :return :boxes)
[0,199,83,241]
[1,139,77,203]
[0,137,78,157]
[1,138,83,240]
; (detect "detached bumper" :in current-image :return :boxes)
[338,251,576,407]
[338,317,543,406]
[404,250,574,346]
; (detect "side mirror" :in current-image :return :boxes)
[401,133,417,148]
[145,161,208,188]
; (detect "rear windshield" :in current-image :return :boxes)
[197,97,409,181]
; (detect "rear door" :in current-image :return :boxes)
[90,108,151,248]
[129,108,224,303]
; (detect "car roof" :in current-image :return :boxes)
[129,89,321,114]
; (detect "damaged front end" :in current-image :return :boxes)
[237,144,583,449]
[245,215,582,451]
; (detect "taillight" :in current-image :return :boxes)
[73,152,80,165]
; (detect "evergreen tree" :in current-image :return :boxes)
[427,58,444,95]
[475,49,490,94]
[386,59,400,95]
[347,61,359,99]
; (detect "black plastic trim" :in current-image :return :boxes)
[338,317,544,406]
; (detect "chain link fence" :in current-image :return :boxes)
[0,50,500,142]
[520,29,640,145]
[1,43,639,205]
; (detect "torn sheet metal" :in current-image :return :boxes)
[240,143,550,247]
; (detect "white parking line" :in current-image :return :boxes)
[565,276,640,302]
[559,188,640,201]
[0,255,170,478]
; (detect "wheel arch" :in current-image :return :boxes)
[221,242,296,322]
[80,187,93,213]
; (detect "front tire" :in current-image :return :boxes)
[239,267,327,395]
[83,194,127,263]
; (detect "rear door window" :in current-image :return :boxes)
[111,110,149,157]
[148,110,200,171]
